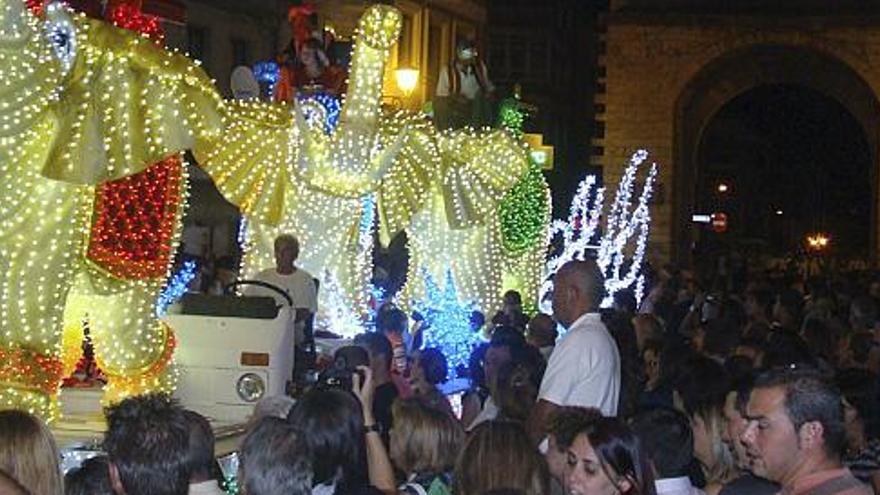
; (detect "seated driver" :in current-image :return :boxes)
[245,234,318,344]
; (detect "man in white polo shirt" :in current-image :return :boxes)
[529,259,620,442]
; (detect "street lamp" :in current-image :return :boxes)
[394,67,419,96]
[806,233,831,252]
[717,182,729,193]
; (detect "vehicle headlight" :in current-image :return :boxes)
[236,373,265,403]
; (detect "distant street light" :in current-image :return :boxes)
[775,209,784,216]
[717,182,729,193]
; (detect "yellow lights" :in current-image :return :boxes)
[341,5,402,130]
[0,1,550,421]
[0,3,218,419]
[394,67,419,95]
[806,232,831,252]
[357,4,402,50]
[196,3,540,319]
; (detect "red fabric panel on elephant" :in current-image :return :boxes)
[87,156,183,280]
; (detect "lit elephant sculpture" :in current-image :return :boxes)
[0,0,547,421]
[0,0,222,418]
[196,4,547,325]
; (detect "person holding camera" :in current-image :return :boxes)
[293,351,396,495]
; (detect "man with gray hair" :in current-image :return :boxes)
[528,260,620,441]
[247,234,318,344]
[238,416,312,495]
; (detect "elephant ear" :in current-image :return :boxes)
[436,129,530,229]
[193,100,298,226]
[375,114,442,241]
[42,14,224,184]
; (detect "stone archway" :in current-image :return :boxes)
[673,44,880,263]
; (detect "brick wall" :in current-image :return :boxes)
[598,13,880,263]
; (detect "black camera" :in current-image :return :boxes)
[316,345,369,392]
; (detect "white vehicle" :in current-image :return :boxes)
[164,291,294,424]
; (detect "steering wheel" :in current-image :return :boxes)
[225,280,293,308]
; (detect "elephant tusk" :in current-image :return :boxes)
[369,125,408,184]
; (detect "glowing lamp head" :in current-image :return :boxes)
[717,182,729,193]
[394,67,419,95]
[806,233,831,252]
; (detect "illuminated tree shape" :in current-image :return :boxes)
[155,260,198,317]
[320,270,365,338]
[539,175,605,314]
[412,269,478,380]
[596,150,658,308]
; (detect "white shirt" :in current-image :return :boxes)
[247,268,318,313]
[435,62,494,100]
[466,396,498,432]
[188,480,226,495]
[655,476,707,495]
[246,268,318,344]
[537,312,620,416]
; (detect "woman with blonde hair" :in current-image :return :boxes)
[454,420,550,495]
[390,397,463,494]
[0,409,64,495]
[672,356,738,495]
[691,404,737,495]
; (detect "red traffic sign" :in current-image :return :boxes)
[711,212,728,233]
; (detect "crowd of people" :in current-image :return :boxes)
[4,256,880,495]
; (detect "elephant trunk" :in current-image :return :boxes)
[337,4,402,133]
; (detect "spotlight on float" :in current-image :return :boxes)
[394,66,419,96]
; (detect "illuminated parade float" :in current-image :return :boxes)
[0,0,656,431]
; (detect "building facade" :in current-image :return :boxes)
[155,0,486,102]
[597,0,880,263]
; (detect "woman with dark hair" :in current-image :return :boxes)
[288,385,391,495]
[837,368,880,492]
[410,348,453,415]
[566,416,655,495]
[64,456,114,495]
[455,420,550,495]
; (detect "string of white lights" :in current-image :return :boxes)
[597,150,657,308]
